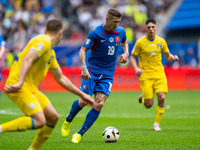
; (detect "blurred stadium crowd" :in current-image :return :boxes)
[0,0,198,68]
[60,0,174,44]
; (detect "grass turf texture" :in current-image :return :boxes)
[0,91,200,150]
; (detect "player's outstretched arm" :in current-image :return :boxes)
[119,40,129,63]
[79,46,91,79]
[49,67,95,106]
[163,52,179,62]
[130,54,143,77]
[4,50,37,93]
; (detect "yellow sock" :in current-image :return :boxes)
[30,122,55,150]
[154,105,165,124]
[1,116,35,133]
[142,97,144,104]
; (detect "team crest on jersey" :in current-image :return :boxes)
[85,39,91,44]
[150,44,154,47]
[115,36,120,41]
[83,85,87,89]
[37,43,44,51]
[109,37,114,43]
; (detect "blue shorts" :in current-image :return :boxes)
[79,72,113,97]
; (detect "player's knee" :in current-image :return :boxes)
[158,94,165,102]
[160,94,165,101]
[144,101,153,108]
[35,117,46,128]
[50,112,59,124]
[145,104,152,109]
[95,102,104,111]
[32,112,46,128]
[144,99,153,108]
[98,102,104,109]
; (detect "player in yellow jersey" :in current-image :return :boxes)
[130,18,179,131]
[0,19,96,150]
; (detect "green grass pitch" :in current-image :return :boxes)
[0,91,200,150]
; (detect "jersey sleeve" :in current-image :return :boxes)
[30,38,49,58]
[50,50,60,69]
[121,28,127,42]
[131,40,140,56]
[161,39,169,53]
[82,30,96,49]
[0,35,6,46]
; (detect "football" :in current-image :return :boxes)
[102,126,120,143]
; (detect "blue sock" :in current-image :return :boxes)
[78,108,100,136]
[66,100,83,122]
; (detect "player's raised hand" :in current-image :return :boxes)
[119,52,129,63]
[4,83,22,93]
[135,68,144,77]
[81,66,91,80]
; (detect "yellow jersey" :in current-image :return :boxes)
[131,35,169,80]
[6,34,59,91]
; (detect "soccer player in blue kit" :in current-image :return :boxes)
[61,8,129,143]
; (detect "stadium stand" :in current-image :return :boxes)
[0,0,200,91]
[166,0,200,30]
[165,0,200,42]
[0,0,199,68]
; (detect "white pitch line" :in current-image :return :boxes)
[59,113,200,119]
[0,109,22,116]
[1,110,199,119]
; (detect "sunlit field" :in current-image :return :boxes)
[0,91,200,150]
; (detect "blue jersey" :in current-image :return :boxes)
[83,24,126,76]
[0,35,6,47]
